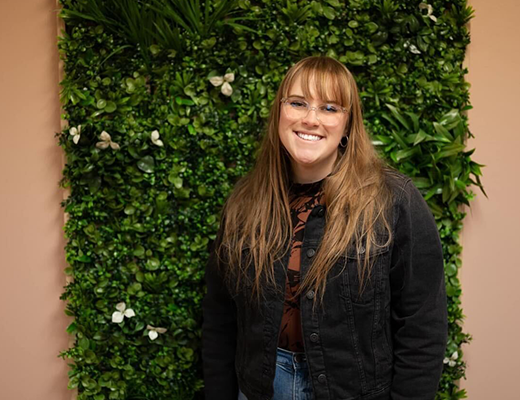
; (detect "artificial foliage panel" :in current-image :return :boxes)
[57,0,482,399]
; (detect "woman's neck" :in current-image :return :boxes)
[289,152,338,183]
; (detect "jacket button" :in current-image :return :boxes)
[317,208,324,217]
[306,290,315,300]
[318,373,327,384]
[306,248,316,258]
[310,333,319,343]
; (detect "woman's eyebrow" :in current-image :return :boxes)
[287,94,339,103]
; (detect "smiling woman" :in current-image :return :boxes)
[278,74,350,183]
[202,56,447,400]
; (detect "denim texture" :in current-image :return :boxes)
[238,347,313,400]
[202,170,448,400]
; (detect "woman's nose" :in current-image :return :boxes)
[302,108,320,126]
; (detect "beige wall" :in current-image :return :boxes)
[0,0,519,399]
[0,0,71,399]
[460,0,520,398]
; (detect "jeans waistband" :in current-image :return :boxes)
[276,347,308,370]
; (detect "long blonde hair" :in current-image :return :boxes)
[216,56,393,305]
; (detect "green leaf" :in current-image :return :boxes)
[405,111,420,132]
[66,322,77,334]
[411,129,429,146]
[439,109,462,130]
[446,263,458,277]
[385,104,411,131]
[171,177,183,189]
[137,156,155,173]
[146,258,161,271]
[124,205,136,215]
[411,177,432,189]
[326,0,341,7]
[433,122,454,141]
[435,143,466,159]
[322,6,336,20]
[175,97,195,106]
[78,337,90,349]
[395,147,418,161]
[133,245,145,258]
[104,101,117,113]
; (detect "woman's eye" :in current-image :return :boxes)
[290,101,307,108]
[322,104,339,113]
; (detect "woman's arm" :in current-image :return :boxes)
[389,179,448,400]
[202,237,239,399]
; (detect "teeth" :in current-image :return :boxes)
[296,131,322,141]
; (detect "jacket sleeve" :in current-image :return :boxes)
[389,179,448,400]
[201,233,239,399]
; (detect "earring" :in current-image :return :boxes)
[339,135,349,148]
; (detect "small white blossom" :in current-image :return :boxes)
[147,324,167,340]
[209,76,224,86]
[209,72,235,97]
[111,302,135,323]
[96,131,120,150]
[69,125,81,144]
[409,44,421,54]
[150,130,164,147]
[443,351,459,367]
[419,3,437,22]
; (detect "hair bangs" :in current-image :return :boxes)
[284,61,352,110]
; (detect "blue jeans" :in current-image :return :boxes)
[238,347,314,400]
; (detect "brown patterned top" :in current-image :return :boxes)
[278,177,325,353]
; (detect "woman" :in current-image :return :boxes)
[202,56,447,400]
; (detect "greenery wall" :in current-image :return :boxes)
[57,0,483,399]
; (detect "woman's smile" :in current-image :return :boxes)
[293,130,324,142]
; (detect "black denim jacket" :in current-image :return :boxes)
[202,171,448,400]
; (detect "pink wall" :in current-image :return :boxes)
[460,0,520,398]
[0,0,71,399]
[0,0,518,399]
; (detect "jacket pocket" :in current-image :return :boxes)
[339,241,390,305]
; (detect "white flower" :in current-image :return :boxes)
[147,324,167,340]
[96,131,120,150]
[69,125,81,144]
[409,44,421,54]
[150,130,163,147]
[443,351,459,367]
[419,3,437,22]
[209,72,235,97]
[111,302,136,323]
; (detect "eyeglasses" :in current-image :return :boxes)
[281,97,348,126]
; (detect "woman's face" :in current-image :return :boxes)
[278,74,348,183]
